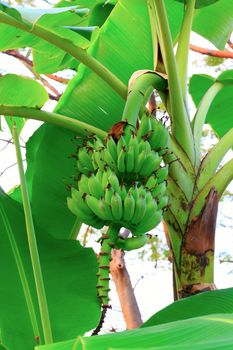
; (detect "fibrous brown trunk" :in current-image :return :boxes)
[110,249,143,329]
[178,188,219,298]
[164,188,219,299]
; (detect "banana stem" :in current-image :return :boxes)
[0,199,41,343]
[121,72,167,127]
[0,106,107,140]
[176,0,196,104]
[153,0,195,164]
[12,124,53,344]
[97,224,121,306]
[0,12,127,100]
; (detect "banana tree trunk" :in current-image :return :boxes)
[165,188,218,299]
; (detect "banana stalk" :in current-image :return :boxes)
[12,124,53,344]
[0,106,107,140]
[121,71,167,127]
[97,225,121,306]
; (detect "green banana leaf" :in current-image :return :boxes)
[0,74,48,107]
[175,0,220,9]
[35,313,233,350]
[0,4,90,73]
[189,70,233,138]
[142,287,233,327]
[192,0,233,50]
[0,190,100,350]
[0,74,48,134]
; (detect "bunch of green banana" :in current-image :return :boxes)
[68,117,170,310]
[73,116,169,181]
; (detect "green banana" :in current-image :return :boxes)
[138,139,151,154]
[116,234,147,251]
[88,174,104,199]
[133,209,162,234]
[119,184,127,200]
[101,168,112,189]
[106,136,117,163]
[123,123,135,144]
[130,184,138,204]
[131,195,147,225]
[134,149,147,174]
[145,190,156,208]
[123,192,135,222]
[104,185,114,206]
[130,135,139,173]
[108,171,120,192]
[70,189,91,215]
[86,194,108,221]
[117,147,126,173]
[98,198,114,221]
[117,136,127,156]
[78,174,89,194]
[103,148,117,171]
[111,192,123,221]
[137,114,152,140]
[156,165,169,183]
[93,135,105,150]
[137,185,147,197]
[95,169,103,184]
[67,196,105,229]
[77,160,89,176]
[145,174,158,189]
[93,150,105,171]
[126,145,135,173]
[78,148,94,172]
[139,152,162,177]
[157,195,169,211]
[132,196,158,235]
[152,182,167,198]
[149,122,169,151]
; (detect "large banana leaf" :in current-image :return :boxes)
[35,313,233,350]
[142,287,233,327]
[189,70,233,138]
[34,288,233,349]
[175,0,220,8]
[192,0,233,50]
[0,190,100,350]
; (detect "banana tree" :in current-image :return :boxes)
[0,0,233,349]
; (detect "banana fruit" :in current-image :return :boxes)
[67,117,170,308]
